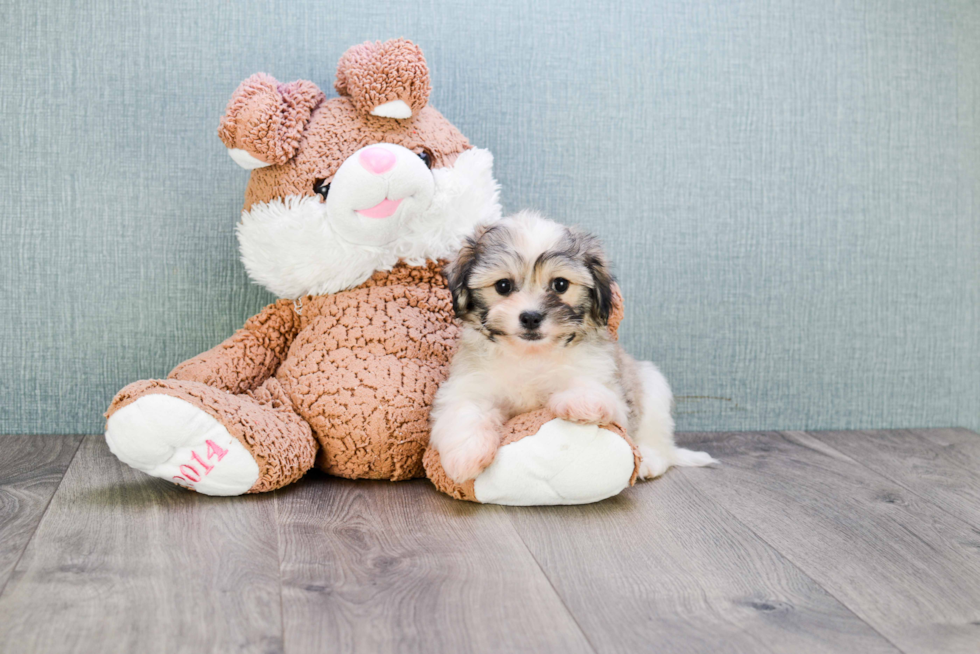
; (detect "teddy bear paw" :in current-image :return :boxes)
[105,394,259,496]
[471,419,636,506]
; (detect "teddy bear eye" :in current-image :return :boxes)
[494,279,513,295]
[551,277,570,294]
[417,151,433,169]
[313,179,331,201]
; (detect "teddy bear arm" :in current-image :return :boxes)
[168,299,300,394]
[608,282,625,340]
[425,409,641,504]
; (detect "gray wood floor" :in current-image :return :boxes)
[1,429,979,654]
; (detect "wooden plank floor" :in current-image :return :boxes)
[0,429,978,654]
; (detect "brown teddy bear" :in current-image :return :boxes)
[104,39,641,504]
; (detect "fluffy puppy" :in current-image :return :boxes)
[430,211,716,483]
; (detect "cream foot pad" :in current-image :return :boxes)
[473,419,636,505]
[105,394,259,496]
[424,410,640,505]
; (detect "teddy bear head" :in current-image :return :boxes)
[219,39,501,298]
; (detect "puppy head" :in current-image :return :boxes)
[446,211,614,348]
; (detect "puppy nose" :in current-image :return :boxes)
[519,311,544,330]
[358,147,397,175]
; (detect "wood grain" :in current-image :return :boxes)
[275,476,594,654]
[680,430,980,654]
[506,469,900,654]
[4,430,980,653]
[912,428,980,471]
[0,435,283,654]
[0,435,81,594]
[808,429,980,529]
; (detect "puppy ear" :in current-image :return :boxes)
[444,238,476,318]
[444,223,493,318]
[583,237,614,327]
[219,73,325,167]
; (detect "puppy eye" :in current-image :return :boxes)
[313,178,331,201]
[494,279,513,295]
[551,277,570,294]
[417,151,433,169]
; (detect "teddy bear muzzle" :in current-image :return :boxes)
[325,142,436,246]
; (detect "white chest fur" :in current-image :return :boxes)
[475,338,619,418]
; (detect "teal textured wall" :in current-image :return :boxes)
[1,0,977,434]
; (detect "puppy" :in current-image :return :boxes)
[430,211,716,483]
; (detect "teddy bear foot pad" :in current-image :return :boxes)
[472,419,636,505]
[105,394,260,496]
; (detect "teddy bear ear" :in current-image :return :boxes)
[219,73,325,169]
[334,39,431,119]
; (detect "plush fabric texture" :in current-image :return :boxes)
[106,377,317,493]
[169,299,301,394]
[110,260,460,485]
[608,283,624,339]
[235,101,469,212]
[472,420,640,506]
[218,74,325,166]
[277,262,458,480]
[127,261,459,483]
[102,38,642,501]
[105,393,262,495]
[220,67,470,213]
[423,409,642,503]
[235,147,501,298]
[104,40,490,491]
[335,39,432,118]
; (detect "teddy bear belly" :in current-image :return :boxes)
[275,299,458,481]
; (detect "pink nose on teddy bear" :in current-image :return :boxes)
[359,147,396,175]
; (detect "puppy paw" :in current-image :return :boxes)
[439,426,500,484]
[637,444,671,480]
[548,388,624,426]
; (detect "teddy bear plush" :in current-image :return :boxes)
[104,39,640,504]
